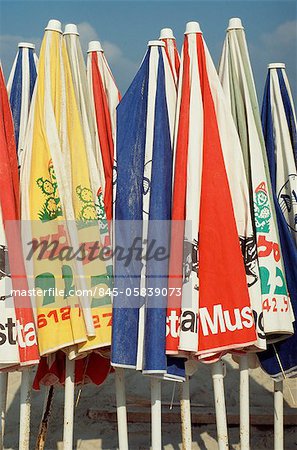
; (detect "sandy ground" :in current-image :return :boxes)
[3,355,297,449]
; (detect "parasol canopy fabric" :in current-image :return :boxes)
[259,63,297,380]
[33,350,112,389]
[0,64,39,366]
[111,40,184,378]
[159,28,180,84]
[7,42,38,167]
[20,19,111,357]
[87,40,120,223]
[0,203,20,369]
[64,26,109,251]
[63,24,112,355]
[166,22,258,362]
[218,18,294,342]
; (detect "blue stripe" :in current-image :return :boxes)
[9,50,23,150]
[277,69,297,169]
[112,46,185,378]
[111,50,150,367]
[260,70,297,378]
[28,48,37,101]
[144,48,172,372]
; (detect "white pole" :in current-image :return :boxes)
[180,377,192,450]
[151,377,162,450]
[239,355,249,450]
[63,358,75,450]
[19,368,33,450]
[274,380,284,450]
[0,372,8,449]
[211,361,228,450]
[115,368,129,450]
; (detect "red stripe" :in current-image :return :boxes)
[162,39,180,83]
[174,46,180,78]
[166,36,190,353]
[196,34,256,353]
[91,52,114,221]
[0,69,19,218]
[0,68,39,364]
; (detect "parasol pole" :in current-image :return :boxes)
[151,377,162,450]
[211,360,228,450]
[0,372,8,449]
[63,358,75,450]
[239,355,249,450]
[115,368,128,450]
[274,380,284,450]
[179,377,192,450]
[19,368,34,450]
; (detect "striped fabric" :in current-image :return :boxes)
[166,23,258,362]
[111,40,185,378]
[159,28,180,85]
[20,20,111,357]
[0,64,39,366]
[87,41,120,223]
[7,43,38,167]
[260,64,297,380]
[63,25,112,355]
[219,19,294,344]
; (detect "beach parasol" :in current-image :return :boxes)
[0,202,19,448]
[5,40,38,450]
[7,42,38,167]
[87,35,123,449]
[218,17,295,450]
[0,206,19,371]
[20,17,113,448]
[87,40,120,223]
[260,62,297,377]
[159,31,193,446]
[165,19,262,448]
[218,18,293,341]
[159,28,180,84]
[261,63,297,449]
[63,23,112,357]
[112,39,179,374]
[0,61,39,450]
[111,38,181,448]
[21,19,91,355]
[32,25,113,399]
[0,64,39,366]
[166,21,259,357]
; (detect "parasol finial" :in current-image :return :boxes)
[227,18,244,30]
[87,41,104,53]
[184,22,202,35]
[45,19,62,33]
[64,24,79,36]
[159,28,175,40]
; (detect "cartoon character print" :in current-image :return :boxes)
[76,186,97,225]
[142,160,152,216]
[278,174,297,233]
[0,244,11,301]
[183,238,199,291]
[239,235,258,287]
[96,187,108,235]
[254,182,271,233]
[36,160,63,222]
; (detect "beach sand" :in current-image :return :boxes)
[3,355,297,449]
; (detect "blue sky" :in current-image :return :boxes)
[0,1,296,104]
